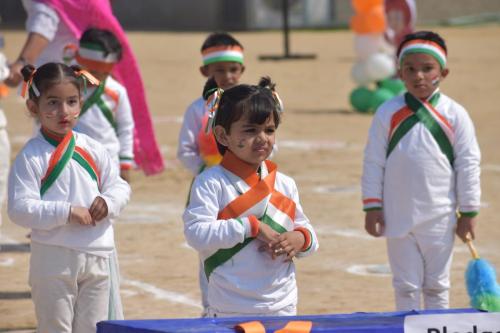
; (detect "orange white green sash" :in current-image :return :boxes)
[41,129,100,196]
[387,92,454,166]
[80,80,117,131]
[203,152,305,280]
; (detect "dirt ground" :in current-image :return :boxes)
[1,25,499,330]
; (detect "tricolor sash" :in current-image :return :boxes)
[80,81,117,131]
[203,152,297,280]
[387,92,454,165]
[41,130,100,196]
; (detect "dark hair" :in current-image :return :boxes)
[80,28,123,60]
[214,76,281,155]
[396,30,447,57]
[202,77,218,100]
[21,63,83,100]
[201,32,243,52]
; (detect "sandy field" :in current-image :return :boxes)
[0,25,499,331]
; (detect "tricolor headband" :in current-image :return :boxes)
[398,39,447,69]
[202,45,244,66]
[76,42,120,73]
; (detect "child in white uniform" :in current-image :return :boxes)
[183,77,318,317]
[177,32,245,175]
[73,28,135,182]
[362,31,481,310]
[8,62,130,333]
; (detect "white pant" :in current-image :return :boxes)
[29,242,110,333]
[386,222,455,311]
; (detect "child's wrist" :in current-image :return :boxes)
[248,215,260,238]
[294,227,311,252]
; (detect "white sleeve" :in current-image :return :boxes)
[183,175,254,253]
[7,151,71,230]
[96,147,131,219]
[177,102,204,175]
[453,108,481,214]
[361,114,388,210]
[290,179,319,258]
[115,88,135,168]
[0,53,10,81]
[24,0,59,41]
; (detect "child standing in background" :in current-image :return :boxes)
[183,77,318,317]
[8,63,130,332]
[177,32,245,314]
[362,31,481,310]
[177,32,245,175]
[73,28,135,182]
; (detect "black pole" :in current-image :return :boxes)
[258,0,316,61]
[283,0,290,57]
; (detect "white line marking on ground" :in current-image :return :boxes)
[313,185,360,194]
[482,164,500,172]
[152,115,183,124]
[122,279,202,309]
[346,264,391,277]
[279,139,350,150]
[315,226,373,240]
[0,257,15,266]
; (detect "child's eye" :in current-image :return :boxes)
[47,100,58,106]
[265,128,275,134]
[68,99,79,106]
[244,128,256,133]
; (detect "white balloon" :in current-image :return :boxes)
[365,53,396,81]
[354,34,385,60]
[351,60,372,86]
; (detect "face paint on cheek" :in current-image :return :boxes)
[237,139,245,149]
[431,77,440,86]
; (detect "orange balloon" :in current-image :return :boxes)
[350,6,386,34]
[352,0,384,13]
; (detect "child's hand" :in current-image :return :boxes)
[69,206,95,226]
[256,222,280,256]
[456,216,477,243]
[89,196,108,223]
[271,231,305,261]
[120,169,131,183]
[365,210,385,237]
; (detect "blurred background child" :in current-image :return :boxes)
[73,28,135,182]
[177,32,245,175]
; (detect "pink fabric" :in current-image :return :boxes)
[36,0,164,175]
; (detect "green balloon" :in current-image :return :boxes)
[350,87,373,113]
[379,78,406,95]
[370,88,395,113]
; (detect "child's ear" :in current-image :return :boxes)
[441,68,450,79]
[26,99,38,117]
[213,125,229,147]
[200,65,209,78]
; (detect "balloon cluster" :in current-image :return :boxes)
[349,0,406,114]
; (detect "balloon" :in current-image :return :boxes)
[370,87,395,112]
[352,0,384,13]
[379,78,406,95]
[350,86,374,113]
[350,6,386,34]
[365,52,396,81]
[354,34,385,60]
[351,60,372,86]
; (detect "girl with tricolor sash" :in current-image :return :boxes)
[183,77,318,317]
[8,63,130,333]
[361,31,481,311]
